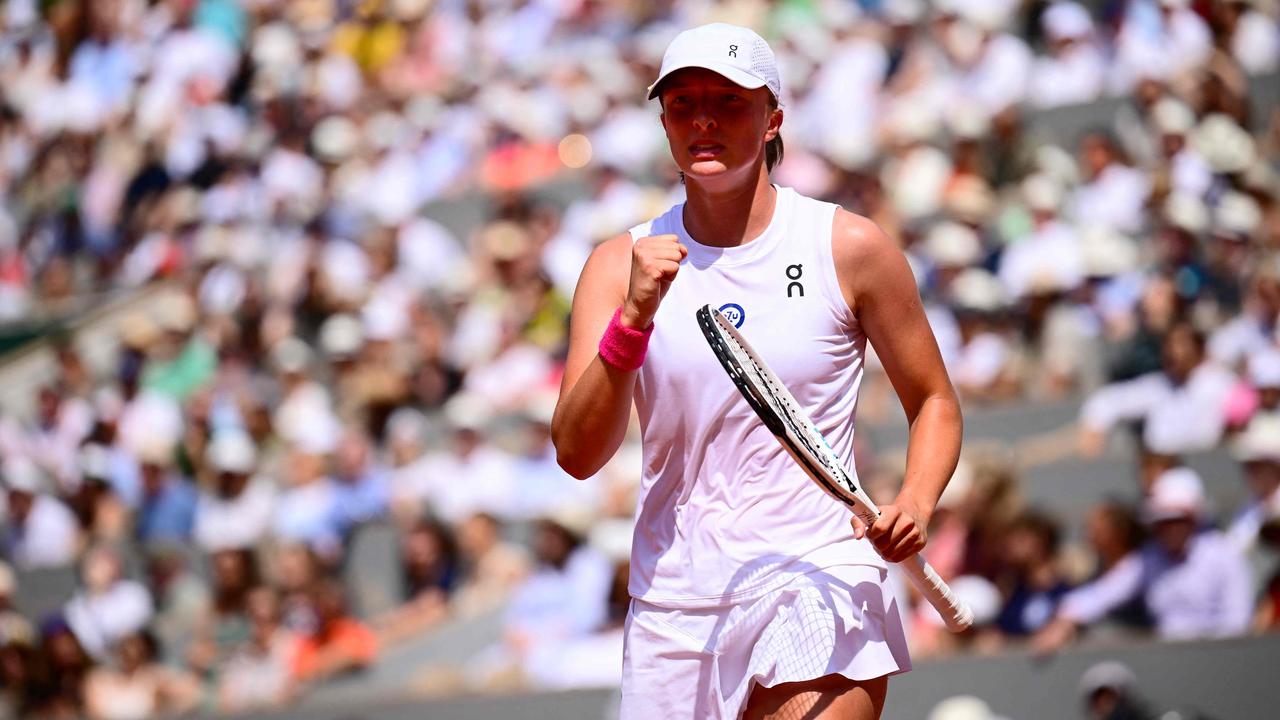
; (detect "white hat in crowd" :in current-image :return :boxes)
[648,23,782,103]
[1163,193,1210,235]
[1080,225,1140,278]
[1213,192,1262,239]
[1042,2,1093,41]
[1152,97,1196,137]
[928,695,1009,720]
[924,222,983,268]
[3,456,45,494]
[1233,415,1280,463]
[1144,467,1206,522]
[207,429,258,475]
[950,268,1007,313]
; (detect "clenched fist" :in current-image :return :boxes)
[621,234,687,330]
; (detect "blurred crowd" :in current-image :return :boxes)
[1,0,1280,717]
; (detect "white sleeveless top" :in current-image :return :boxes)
[627,185,882,608]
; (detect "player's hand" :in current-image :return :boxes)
[855,498,928,564]
[621,234,687,330]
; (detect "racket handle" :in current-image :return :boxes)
[902,554,974,633]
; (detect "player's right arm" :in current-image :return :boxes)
[553,232,686,479]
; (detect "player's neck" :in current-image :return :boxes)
[681,169,776,249]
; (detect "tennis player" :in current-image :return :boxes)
[552,23,962,720]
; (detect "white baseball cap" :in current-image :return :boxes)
[1145,467,1205,522]
[647,23,782,104]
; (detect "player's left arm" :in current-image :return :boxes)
[832,209,963,563]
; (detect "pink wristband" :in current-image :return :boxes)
[599,307,652,371]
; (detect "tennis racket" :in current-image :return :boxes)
[696,304,974,632]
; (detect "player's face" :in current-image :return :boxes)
[658,68,780,185]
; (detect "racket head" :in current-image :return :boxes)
[695,304,879,528]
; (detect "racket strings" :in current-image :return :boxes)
[721,324,851,488]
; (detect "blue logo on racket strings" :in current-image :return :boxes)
[718,303,745,328]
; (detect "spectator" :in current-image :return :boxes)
[1035,468,1253,652]
[132,437,197,545]
[1078,661,1153,720]
[216,586,299,713]
[501,512,612,673]
[1227,415,1280,551]
[193,428,275,552]
[1029,3,1105,109]
[452,512,531,619]
[63,546,153,661]
[375,517,457,646]
[143,544,210,668]
[994,511,1072,638]
[290,579,378,685]
[1080,322,1236,459]
[272,433,346,563]
[39,619,95,718]
[2,457,81,568]
[331,424,389,527]
[187,548,258,676]
[82,631,200,720]
[0,562,34,648]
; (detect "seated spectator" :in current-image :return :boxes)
[452,512,530,618]
[291,579,378,685]
[502,512,611,672]
[1035,469,1253,652]
[272,434,347,564]
[994,511,1072,638]
[331,424,390,526]
[133,437,197,545]
[143,545,210,667]
[1079,323,1235,457]
[396,395,519,524]
[187,548,259,676]
[271,544,324,636]
[1028,2,1105,109]
[0,563,34,648]
[63,546,153,661]
[82,631,200,720]
[194,428,275,552]
[41,618,95,717]
[0,639,49,718]
[1227,415,1280,551]
[1078,661,1154,720]
[374,517,458,645]
[511,392,600,520]
[2,457,81,568]
[216,587,299,713]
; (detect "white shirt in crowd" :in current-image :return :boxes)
[1080,363,1236,452]
[1112,2,1212,93]
[1060,530,1252,640]
[64,580,155,659]
[954,332,1012,390]
[193,478,277,552]
[1028,42,1105,108]
[1069,164,1151,235]
[6,494,80,569]
[395,444,519,524]
[998,220,1084,299]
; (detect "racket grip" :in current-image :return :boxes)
[902,554,974,633]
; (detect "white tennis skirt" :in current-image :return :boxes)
[620,563,911,720]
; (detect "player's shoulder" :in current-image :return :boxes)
[829,207,900,271]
